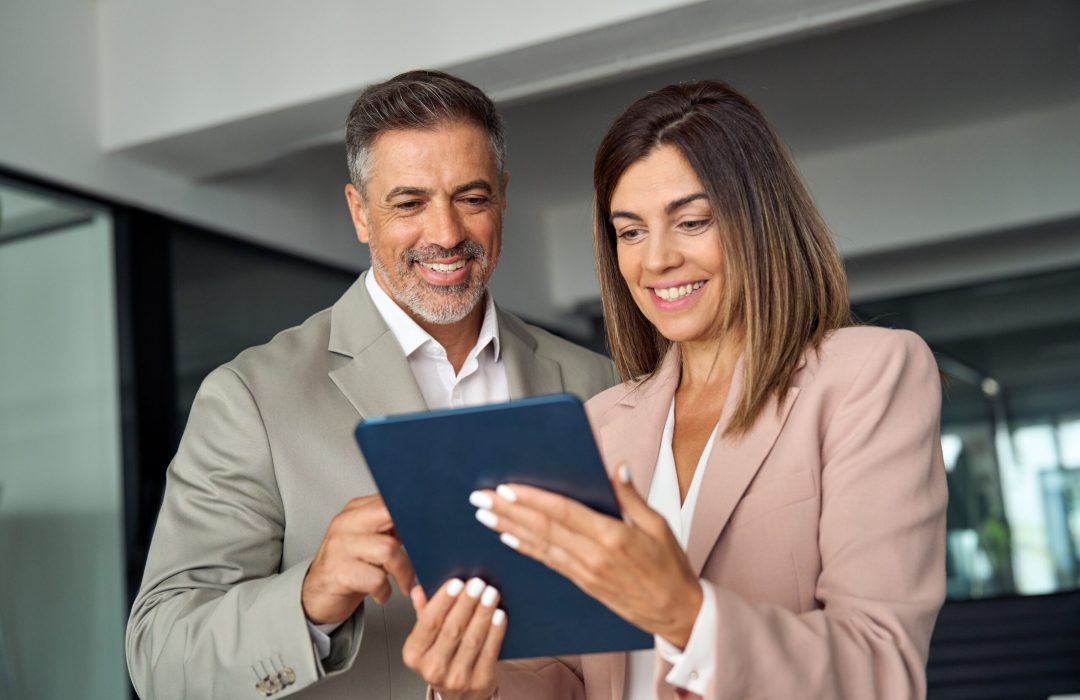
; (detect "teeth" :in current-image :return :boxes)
[424,260,466,273]
[655,281,704,301]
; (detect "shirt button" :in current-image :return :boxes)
[689,671,699,681]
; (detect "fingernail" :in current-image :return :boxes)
[466,577,486,598]
[496,484,518,503]
[618,464,631,484]
[500,532,520,550]
[446,578,464,597]
[480,585,499,607]
[475,509,498,528]
[492,609,506,627]
[469,490,493,509]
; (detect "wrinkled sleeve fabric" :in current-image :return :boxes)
[687,331,947,700]
[125,366,363,699]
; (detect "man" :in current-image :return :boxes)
[125,70,617,699]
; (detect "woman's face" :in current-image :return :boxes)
[611,145,726,346]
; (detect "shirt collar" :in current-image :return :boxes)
[364,269,501,362]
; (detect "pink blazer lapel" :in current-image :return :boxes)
[684,360,801,575]
[586,349,804,699]
[595,351,680,496]
[588,353,680,700]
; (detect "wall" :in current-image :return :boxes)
[0,1,363,269]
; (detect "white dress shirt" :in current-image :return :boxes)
[308,272,510,659]
[625,399,719,698]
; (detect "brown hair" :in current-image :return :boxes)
[593,80,850,435]
[345,69,505,191]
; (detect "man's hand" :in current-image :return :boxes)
[301,495,416,625]
[403,578,506,700]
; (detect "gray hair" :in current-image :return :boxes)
[345,70,506,192]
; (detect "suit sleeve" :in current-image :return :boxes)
[692,331,947,700]
[125,366,363,699]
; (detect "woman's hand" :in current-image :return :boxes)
[469,465,703,648]
[402,578,506,700]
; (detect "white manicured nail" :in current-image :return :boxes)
[492,609,506,627]
[500,532,520,550]
[466,577,486,598]
[446,578,464,597]
[469,490,493,509]
[618,464,631,484]
[475,509,498,528]
[480,585,499,607]
[496,484,518,503]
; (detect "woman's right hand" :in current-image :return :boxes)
[403,577,507,700]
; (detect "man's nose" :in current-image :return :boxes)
[427,201,467,251]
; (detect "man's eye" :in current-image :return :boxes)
[396,200,423,211]
[460,196,490,206]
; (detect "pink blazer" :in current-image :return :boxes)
[495,326,947,699]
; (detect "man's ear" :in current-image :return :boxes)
[345,183,370,244]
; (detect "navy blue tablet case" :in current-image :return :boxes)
[354,393,652,659]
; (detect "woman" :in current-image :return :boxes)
[405,80,947,700]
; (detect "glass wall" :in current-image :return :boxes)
[854,267,1080,600]
[0,183,127,698]
[169,227,355,430]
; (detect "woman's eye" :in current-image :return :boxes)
[681,218,711,233]
[616,228,646,243]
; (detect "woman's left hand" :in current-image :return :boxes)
[470,465,703,648]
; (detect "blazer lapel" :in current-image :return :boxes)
[326,273,427,419]
[596,350,680,495]
[496,308,565,399]
[684,357,801,574]
[578,355,681,700]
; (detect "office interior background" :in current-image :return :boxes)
[1,0,1079,698]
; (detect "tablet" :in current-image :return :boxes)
[354,393,652,659]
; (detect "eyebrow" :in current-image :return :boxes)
[610,192,709,222]
[384,186,432,201]
[384,180,494,202]
[453,179,494,196]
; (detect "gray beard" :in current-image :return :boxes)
[370,241,490,325]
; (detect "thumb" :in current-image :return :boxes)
[612,464,651,525]
[410,585,428,613]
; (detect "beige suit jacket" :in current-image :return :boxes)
[125,273,618,700]
[495,326,947,699]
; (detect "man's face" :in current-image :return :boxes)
[345,122,507,327]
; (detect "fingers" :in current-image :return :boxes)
[302,498,408,623]
[402,577,506,698]
[445,584,501,687]
[427,578,488,663]
[403,578,467,665]
[471,488,623,597]
[380,543,417,597]
[337,496,395,533]
[470,606,507,693]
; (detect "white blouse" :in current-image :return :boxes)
[624,399,719,698]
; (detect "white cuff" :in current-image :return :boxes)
[306,619,344,661]
[656,580,715,695]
